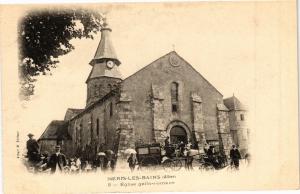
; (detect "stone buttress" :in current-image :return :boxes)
[191,93,206,151]
[151,84,168,144]
[115,92,135,158]
[217,103,233,156]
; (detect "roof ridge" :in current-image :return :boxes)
[123,51,223,96]
[50,120,65,123]
[122,51,176,82]
[174,52,223,97]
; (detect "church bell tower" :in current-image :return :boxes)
[86,21,122,107]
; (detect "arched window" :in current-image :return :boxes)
[94,84,98,96]
[110,102,113,117]
[96,118,99,136]
[79,123,83,144]
[90,117,93,140]
[240,114,245,121]
[171,82,179,112]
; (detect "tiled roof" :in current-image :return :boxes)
[223,96,246,111]
[87,25,122,81]
[64,108,84,121]
[89,27,120,66]
[86,62,122,81]
[39,120,71,140]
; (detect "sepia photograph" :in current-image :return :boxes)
[0,1,298,193]
[21,9,250,174]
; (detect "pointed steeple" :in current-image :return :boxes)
[89,21,121,66]
[85,20,122,107]
[86,20,122,82]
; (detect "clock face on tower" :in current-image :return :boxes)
[106,60,115,69]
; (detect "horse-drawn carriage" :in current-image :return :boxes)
[198,152,228,171]
[135,143,162,170]
[135,143,196,171]
[135,143,229,171]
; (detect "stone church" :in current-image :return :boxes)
[38,22,249,159]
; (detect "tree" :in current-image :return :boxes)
[18,9,104,100]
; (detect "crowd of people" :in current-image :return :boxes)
[203,143,246,170]
[26,133,116,174]
[163,136,248,170]
[26,133,249,174]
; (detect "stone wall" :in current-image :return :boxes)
[151,84,168,144]
[115,92,135,159]
[217,104,233,156]
[69,94,119,159]
[228,110,249,156]
[39,140,57,155]
[39,139,74,157]
[122,52,223,144]
[61,140,74,157]
[191,93,206,151]
[86,77,122,107]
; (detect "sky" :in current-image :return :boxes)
[18,3,261,142]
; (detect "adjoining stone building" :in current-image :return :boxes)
[38,120,72,155]
[224,96,249,156]
[38,22,249,159]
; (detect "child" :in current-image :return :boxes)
[127,153,137,171]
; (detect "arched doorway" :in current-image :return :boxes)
[170,126,187,144]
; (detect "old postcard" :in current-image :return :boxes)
[0,1,298,193]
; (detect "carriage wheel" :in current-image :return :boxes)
[172,159,182,171]
[139,157,159,171]
[162,159,174,172]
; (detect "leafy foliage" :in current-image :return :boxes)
[18,9,104,100]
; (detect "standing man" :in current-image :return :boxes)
[186,139,192,151]
[185,151,194,170]
[164,136,170,147]
[179,141,185,157]
[207,145,216,167]
[230,145,241,169]
[192,141,199,150]
[26,133,40,163]
[204,143,209,154]
[48,145,67,173]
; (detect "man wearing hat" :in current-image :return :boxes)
[230,145,241,169]
[207,145,218,168]
[47,145,67,173]
[164,136,170,147]
[26,133,40,163]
